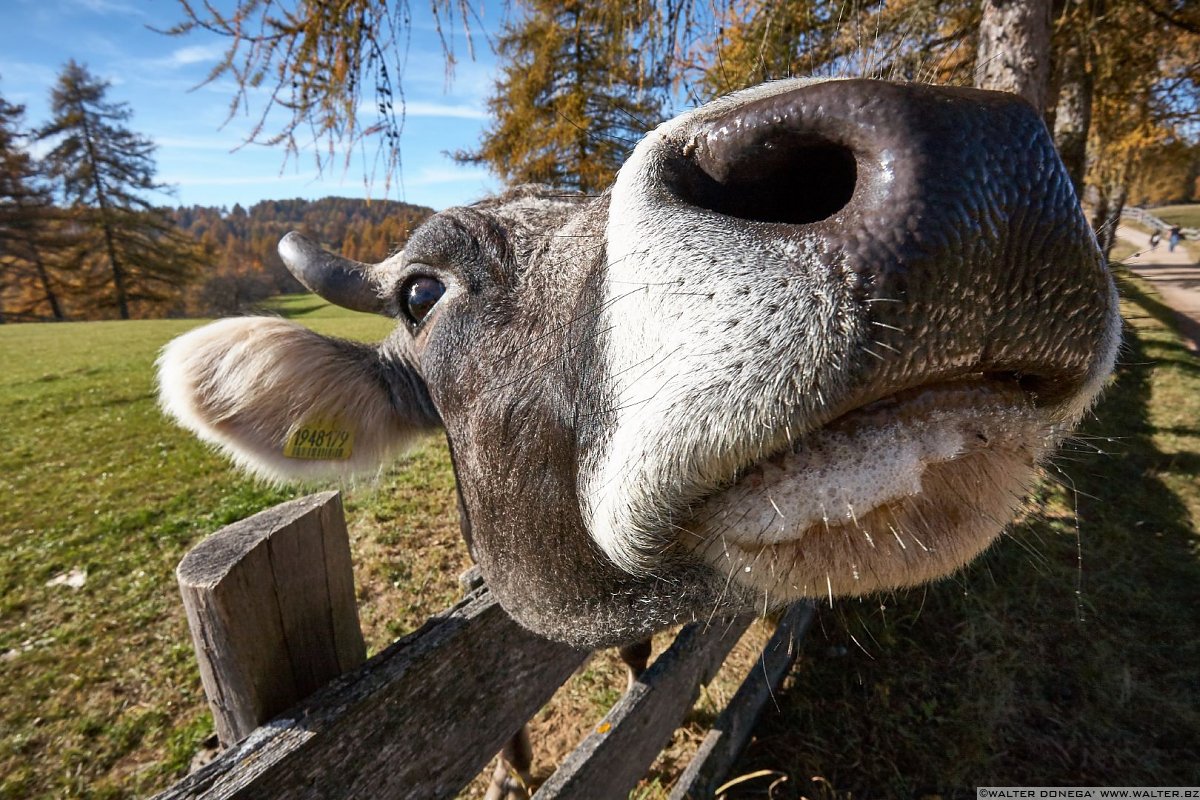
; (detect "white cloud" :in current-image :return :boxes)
[0,58,58,89]
[25,139,53,159]
[161,172,321,187]
[68,0,147,17]
[164,43,226,69]
[395,43,497,101]
[154,135,242,151]
[403,100,489,119]
[360,100,490,120]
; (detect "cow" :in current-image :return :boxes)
[158,77,1119,794]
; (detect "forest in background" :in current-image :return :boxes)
[169,197,432,320]
[0,195,431,322]
[0,60,432,324]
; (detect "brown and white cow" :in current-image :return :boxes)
[158,78,1119,654]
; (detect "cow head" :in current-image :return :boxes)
[159,79,1120,648]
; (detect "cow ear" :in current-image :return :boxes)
[158,317,439,482]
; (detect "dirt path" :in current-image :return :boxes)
[1117,224,1200,353]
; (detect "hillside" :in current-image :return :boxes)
[171,196,434,317]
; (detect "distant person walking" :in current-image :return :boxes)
[1150,229,1162,251]
[1169,225,1182,253]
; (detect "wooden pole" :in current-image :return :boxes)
[155,586,587,800]
[668,602,814,800]
[176,491,366,746]
[533,615,753,800]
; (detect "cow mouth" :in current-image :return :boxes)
[684,376,1059,603]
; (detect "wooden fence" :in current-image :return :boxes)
[155,491,814,800]
[1121,206,1199,239]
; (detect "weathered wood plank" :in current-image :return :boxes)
[318,497,369,675]
[533,615,753,800]
[176,491,366,745]
[155,586,588,800]
[668,602,814,800]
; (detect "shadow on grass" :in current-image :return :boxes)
[1153,425,1200,437]
[727,309,1200,797]
[1117,269,1200,357]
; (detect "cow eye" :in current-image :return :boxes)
[402,275,445,324]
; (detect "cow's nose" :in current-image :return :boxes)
[668,79,1113,408]
[675,87,862,226]
[675,78,1069,233]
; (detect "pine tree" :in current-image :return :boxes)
[38,61,200,319]
[0,91,67,321]
[455,0,664,193]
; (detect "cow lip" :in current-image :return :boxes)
[686,375,1049,549]
[818,374,1036,438]
[681,375,1055,603]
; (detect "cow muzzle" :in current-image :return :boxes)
[590,78,1119,603]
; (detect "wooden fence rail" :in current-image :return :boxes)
[1121,206,1199,240]
[156,492,813,800]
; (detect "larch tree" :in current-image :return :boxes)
[1083,2,1195,254]
[455,0,665,193]
[165,0,468,183]
[165,0,706,186]
[0,92,67,321]
[700,0,981,100]
[38,61,200,319]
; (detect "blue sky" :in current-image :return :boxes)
[1,0,505,211]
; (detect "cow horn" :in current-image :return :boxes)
[277,231,386,315]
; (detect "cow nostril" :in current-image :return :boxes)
[679,136,857,226]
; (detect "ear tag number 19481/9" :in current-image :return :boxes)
[283,420,354,461]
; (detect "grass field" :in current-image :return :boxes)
[1153,203,1200,229]
[0,298,469,798]
[1,279,1198,798]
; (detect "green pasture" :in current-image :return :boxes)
[1153,203,1200,229]
[1,279,1198,798]
[0,298,470,798]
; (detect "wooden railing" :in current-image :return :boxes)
[155,492,813,800]
[1121,206,1199,240]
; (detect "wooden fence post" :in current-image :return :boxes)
[668,602,814,799]
[176,491,366,746]
[534,615,754,800]
[154,587,588,800]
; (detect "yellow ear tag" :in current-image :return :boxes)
[283,419,354,461]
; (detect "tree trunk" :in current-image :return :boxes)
[1091,143,1133,259]
[13,199,67,321]
[32,250,65,320]
[1052,39,1092,199]
[975,0,1053,112]
[97,211,129,320]
[1090,186,1110,246]
[1095,182,1127,260]
[78,105,130,319]
[571,10,590,193]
